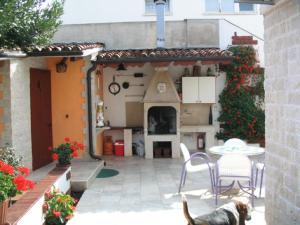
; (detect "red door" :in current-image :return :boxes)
[30,68,53,170]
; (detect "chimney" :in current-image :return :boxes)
[154,0,166,48]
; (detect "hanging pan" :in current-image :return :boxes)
[122,81,144,89]
[122,82,130,89]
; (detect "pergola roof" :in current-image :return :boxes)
[96,48,233,64]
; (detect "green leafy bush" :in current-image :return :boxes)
[43,188,76,225]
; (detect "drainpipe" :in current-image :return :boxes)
[155,0,166,48]
[87,61,102,160]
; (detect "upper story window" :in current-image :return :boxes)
[205,0,234,13]
[145,0,170,14]
[239,3,254,12]
[205,0,255,13]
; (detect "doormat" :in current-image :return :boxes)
[96,168,119,178]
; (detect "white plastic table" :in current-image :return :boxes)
[208,145,265,156]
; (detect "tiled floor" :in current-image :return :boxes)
[68,156,265,225]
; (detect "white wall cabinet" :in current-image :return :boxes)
[182,77,216,103]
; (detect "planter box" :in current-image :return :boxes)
[6,166,71,225]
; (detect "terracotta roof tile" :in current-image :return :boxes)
[97,48,233,63]
[1,43,104,58]
[25,42,104,56]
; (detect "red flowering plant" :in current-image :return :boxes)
[43,188,76,225]
[49,137,84,165]
[0,160,34,203]
[217,46,265,143]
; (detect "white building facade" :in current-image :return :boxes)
[56,0,264,64]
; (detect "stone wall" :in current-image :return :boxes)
[54,19,219,50]
[0,60,12,146]
[264,1,300,224]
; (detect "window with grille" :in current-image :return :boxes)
[205,0,255,13]
[145,0,170,14]
[205,0,234,13]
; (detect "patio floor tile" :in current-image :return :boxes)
[68,156,265,225]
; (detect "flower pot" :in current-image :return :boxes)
[56,163,71,169]
[0,199,9,225]
[44,222,66,225]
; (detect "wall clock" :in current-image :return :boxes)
[108,76,121,95]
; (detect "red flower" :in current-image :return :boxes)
[70,145,77,152]
[45,190,53,200]
[42,203,48,212]
[48,146,52,151]
[72,151,78,158]
[52,210,61,218]
[65,214,73,220]
[70,205,76,211]
[27,180,35,189]
[52,153,59,161]
[13,176,28,191]
[78,143,84,150]
[0,162,14,175]
[18,166,30,176]
[64,137,70,142]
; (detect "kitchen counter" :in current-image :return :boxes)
[180,125,215,133]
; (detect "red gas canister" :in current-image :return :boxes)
[114,140,124,156]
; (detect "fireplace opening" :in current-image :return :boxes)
[153,142,172,158]
[148,106,176,135]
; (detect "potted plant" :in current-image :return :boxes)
[49,138,84,166]
[43,188,76,225]
[0,160,34,224]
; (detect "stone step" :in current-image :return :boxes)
[71,159,105,192]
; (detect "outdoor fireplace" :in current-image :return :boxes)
[148,106,176,135]
[143,67,180,159]
[153,141,172,158]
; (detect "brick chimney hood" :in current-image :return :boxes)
[143,67,180,103]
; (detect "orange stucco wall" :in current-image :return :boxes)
[47,58,86,149]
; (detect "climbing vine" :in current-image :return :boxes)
[216,46,265,143]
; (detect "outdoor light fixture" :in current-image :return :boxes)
[56,57,68,73]
[116,63,127,71]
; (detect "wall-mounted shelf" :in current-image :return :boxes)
[96,126,111,134]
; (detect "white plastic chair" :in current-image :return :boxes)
[215,153,255,206]
[178,143,215,193]
[224,138,247,147]
[255,162,265,197]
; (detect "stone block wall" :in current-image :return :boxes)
[264,1,300,224]
[0,60,12,146]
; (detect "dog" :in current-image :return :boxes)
[182,197,251,225]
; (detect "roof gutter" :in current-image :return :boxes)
[95,56,233,64]
[87,61,102,161]
[0,52,27,59]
